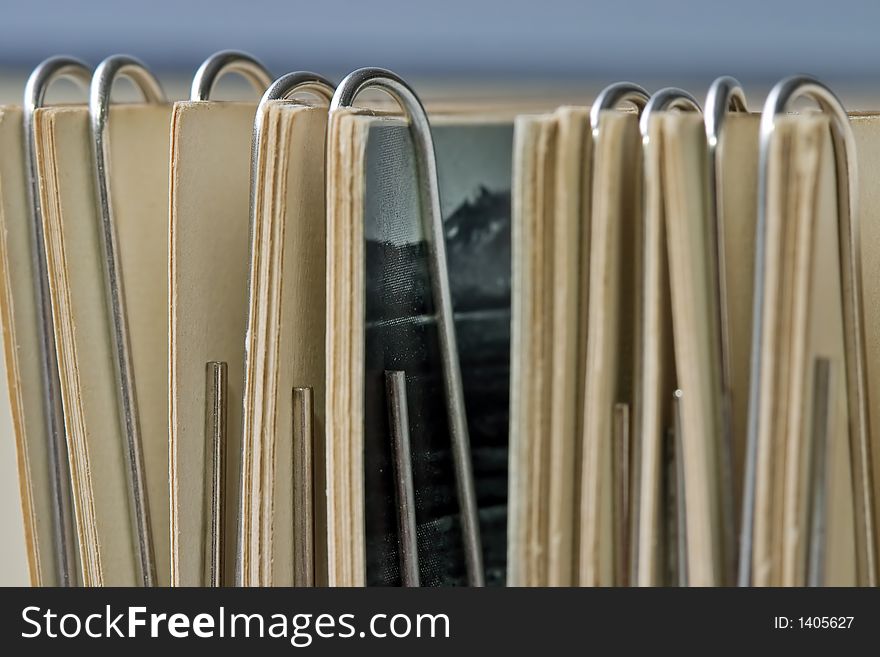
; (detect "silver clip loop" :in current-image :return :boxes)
[191,50,273,101]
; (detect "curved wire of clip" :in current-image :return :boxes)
[190,50,274,101]
[588,81,649,586]
[637,87,701,586]
[236,70,335,587]
[250,71,335,200]
[640,87,702,138]
[590,82,650,134]
[89,54,166,587]
[741,75,876,586]
[704,76,748,587]
[330,67,484,586]
[190,52,276,586]
[23,56,93,588]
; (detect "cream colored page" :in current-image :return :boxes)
[778,120,823,586]
[800,121,854,586]
[634,115,677,587]
[507,114,543,587]
[0,309,29,586]
[662,113,724,586]
[239,105,276,585]
[777,118,854,586]
[752,117,856,586]
[0,106,52,585]
[547,107,590,586]
[325,110,369,587]
[260,104,328,586]
[718,114,760,520]
[581,111,640,586]
[751,118,795,586]
[850,113,880,569]
[520,117,555,587]
[169,101,256,586]
[37,105,172,585]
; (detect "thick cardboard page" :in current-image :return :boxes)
[326,110,513,586]
[660,113,725,586]
[659,112,763,586]
[510,106,591,587]
[751,116,855,586]
[717,114,761,524]
[546,107,590,586]
[508,113,555,586]
[579,111,641,586]
[0,105,49,585]
[0,321,29,586]
[850,113,880,569]
[35,104,172,586]
[507,114,542,586]
[168,101,256,586]
[240,102,328,586]
[237,104,277,586]
[326,109,368,586]
[633,114,676,587]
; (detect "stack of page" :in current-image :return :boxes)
[1,51,879,587]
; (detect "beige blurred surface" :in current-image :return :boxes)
[0,68,879,109]
[0,345,30,586]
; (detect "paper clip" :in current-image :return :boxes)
[236,70,335,587]
[89,54,166,587]
[704,76,748,586]
[588,81,649,586]
[189,50,274,587]
[637,87,701,586]
[741,75,876,586]
[330,67,484,586]
[23,56,93,587]
[191,50,273,101]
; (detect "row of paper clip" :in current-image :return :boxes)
[589,76,870,586]
[25,50,478,587]
[24,48,870,587]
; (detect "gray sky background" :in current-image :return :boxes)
[0,0,876,86]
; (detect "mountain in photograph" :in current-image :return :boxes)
[364,186,511,323]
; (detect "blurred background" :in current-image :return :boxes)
[1,0,879,585]
[0,0,878,104]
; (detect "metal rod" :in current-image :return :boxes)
[204,362,227,587]
[673,390,689,587]
[663,423,678,587]
[89,55,165,586]
[23,57,90,587]
[705,76,748,587]
[806,358,831,587]
[332,68,484,585]
[612,403,630,586]
[385,371,420,587]
[292,387,315,587]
